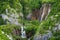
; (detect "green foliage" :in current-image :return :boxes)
[49,37,55,40]
[0,24,21,34]
[24,20,40,38]
[0,24,21,40]
[28,0,42,9]
[36,0,60,35]
[0,16,4,25]
[49,30,60,40]
[0,0,60,40]
[0,0,22,14]
[0,30,10,40]
[41,0,55,3]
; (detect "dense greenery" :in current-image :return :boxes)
[0,0,60,40]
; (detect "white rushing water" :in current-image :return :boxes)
[41,4,51,21]
[41,4,46,21]
[21,25,26,38]
[45,4,51,20]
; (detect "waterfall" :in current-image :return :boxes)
[1,9,26,39]
[1,14,27,38]
[20,13,26,38]
[41,4,46,21]
[34,4,52,40]
[40,3,51,21]
[45,4,51,20]
[21,25,26,38]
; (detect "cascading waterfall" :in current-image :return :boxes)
[1,9,26,39]
[41,4,51,21]
[41,4,46,21]
[45,4,51,20]
[21,25,26,38]
[20,13,26,38]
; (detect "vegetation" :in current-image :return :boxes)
[0,0,60,40]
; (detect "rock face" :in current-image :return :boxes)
[34,31,52,40]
